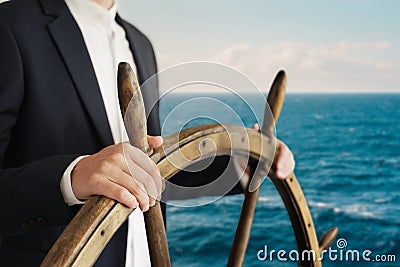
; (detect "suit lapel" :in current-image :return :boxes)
[116,17,148,85]
[116,16,161,136]
[42,0,113,146]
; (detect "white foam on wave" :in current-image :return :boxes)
[309,201,376,219]
[333,207,341,213]
[309,201,338,213]
[385,158,399,164]
[313,114,324,120]
[258,197,270,202]
[374,198,391,204]
[310,201,330,208]
[257,196,282,204]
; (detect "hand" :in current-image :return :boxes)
[274,139,295,179]
[253,123,295,179]
[71,136,164,211]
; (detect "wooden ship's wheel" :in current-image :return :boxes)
[41,63,338,267]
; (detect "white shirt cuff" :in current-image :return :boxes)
[60,155,88,205]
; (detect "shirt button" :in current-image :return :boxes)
[21,221,30,231]
[29,219,38,230]
[37,217,47,227]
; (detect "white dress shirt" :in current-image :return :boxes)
[60,0,151,266]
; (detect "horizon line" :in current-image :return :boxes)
[159,90,400,94]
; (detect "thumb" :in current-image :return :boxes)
[147,135,163,148]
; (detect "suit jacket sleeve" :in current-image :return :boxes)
[0,17,76,235]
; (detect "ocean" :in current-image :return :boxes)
[160,93,400,266]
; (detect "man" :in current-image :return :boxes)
[0,0,294,266]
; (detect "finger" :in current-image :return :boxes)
[275,141,295,179]
[130,179,152,211]
[253,123,259,131]
[94,178,139,208]
[98,162,153,211]
[276,157,291,178]
[123,144,162,200]
[275,149,288,178]
[127,159,162,199]
[124,144,160,177]
[147,135,163,148]
[105,166,149,210]
[127,159,161,200]
[110,171,151,211]
[284,153,295,176]
[100,145,131,175]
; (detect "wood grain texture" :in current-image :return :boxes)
[318,227,338,253]
[228,70,322,267]
[117,62,150,153]
[117,63,170,267]
[41,196,117,266]
[228,70,287,267]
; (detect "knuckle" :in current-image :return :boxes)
[148,167,159,179]
[99,161,111,173]
[125,144,136,155]
[114,187,127,201]
[142,178,153,191]
[88,175,102,192]
[134,148,146,159]
[131,180,139,189]
[141,193,150,203]
[113,142,123,151]
[136,193,149,205]
[132,180,145,193]
[277,161,284,169]
[111,152,125,163]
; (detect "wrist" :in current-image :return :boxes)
[60,155,88,205]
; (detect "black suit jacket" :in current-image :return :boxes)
[0,0,160,265]
[0,0,241,265]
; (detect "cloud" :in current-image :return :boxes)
[156,41,398,93]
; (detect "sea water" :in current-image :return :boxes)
[160,93,400,266]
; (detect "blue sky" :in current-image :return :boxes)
[121,1,399,92]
